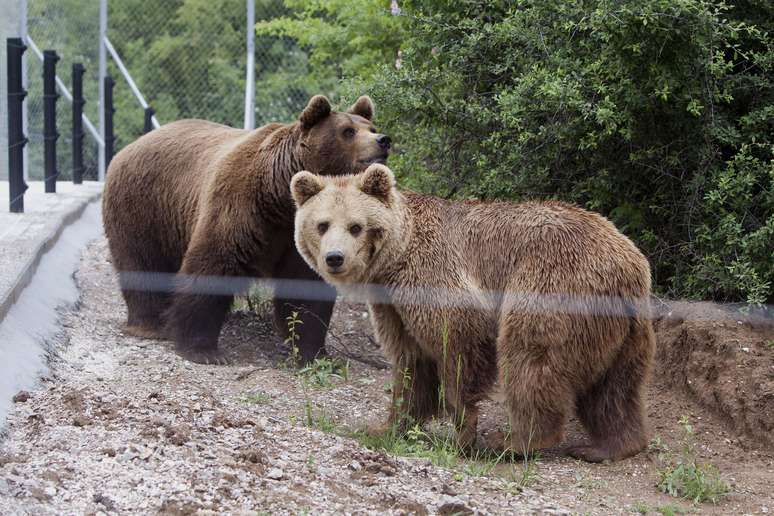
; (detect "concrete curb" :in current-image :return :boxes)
[0,188,102,325]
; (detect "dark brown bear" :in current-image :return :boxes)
[102,95,389,364]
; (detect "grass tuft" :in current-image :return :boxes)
[656,416,730,504]
[303,401,339,433]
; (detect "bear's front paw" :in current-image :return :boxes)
[175,345,231,366]
[565,443,612,463]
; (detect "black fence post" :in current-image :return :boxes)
[104,75,114,168]
[43,49,60,193]
[7,38,28,213]
[143,106,155,134]
[72,63,85,185]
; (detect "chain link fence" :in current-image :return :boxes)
[3,0,315,183]
[0,0,26,181]
[107,0,313,150]
[25,0,101,182]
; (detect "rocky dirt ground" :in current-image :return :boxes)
[0,239,772,515]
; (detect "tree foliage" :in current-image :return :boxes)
[27,0,773,304]
[268,0,774,304]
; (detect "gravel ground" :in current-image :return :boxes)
[0,240,568,515]
[1,239,772,515]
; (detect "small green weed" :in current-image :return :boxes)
[241,391,271,404]
[655,504,691,516]
[512,450,541,488]
[284,312,304,368]
[306,454,317,473]
[630,502,692,515]
[657,416,730,504]
[631,501,650,514]
[765,339,774,350]
[283,311,304,368]
[463,459,496,478]
[648,436,669,456]
[462,446,514,478]
[303,401,338,433]
[351,423,460,469]
[298,357,349,388]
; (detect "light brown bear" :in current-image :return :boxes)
[290,164,655,462]
[102,95,390,364]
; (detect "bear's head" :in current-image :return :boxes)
[297,95,391,176]
[291,164,405,285]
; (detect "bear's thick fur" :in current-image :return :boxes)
[102,95,390,364]
[291,164,656,462]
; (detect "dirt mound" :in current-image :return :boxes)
[653,300,774,447]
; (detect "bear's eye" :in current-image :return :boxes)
[349,224,362,236]
[342,127,356,138]
[317,222,329,235]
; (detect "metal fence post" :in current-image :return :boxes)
[143,106,155,134]
[98,0,107,181]
[7,38,28,213]
[43,50,60,193]
[72,63,85,185]
[104,75,115,168]
[243,0,255,130]
[20,0,29,182]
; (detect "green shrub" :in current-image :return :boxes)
[269,0,774,305]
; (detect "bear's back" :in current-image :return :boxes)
[103,119,287,262]
[400,194,650,302]
[468,199,650,299]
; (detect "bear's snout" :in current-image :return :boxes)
[325,250,345,270]
[376,134,391,150]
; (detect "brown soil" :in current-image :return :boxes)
[653,301,774,447]
[1,239,772,515]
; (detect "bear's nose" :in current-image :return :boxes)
[325,251,345,269]
[376,134,391,150]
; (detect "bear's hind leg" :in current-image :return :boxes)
[165,281,234,365]
[496,312,573,455]
[569,319,655,462]
[123,289,171,339]
[113,249,176,340]
[164,239,250,365]
[500,361,572,455]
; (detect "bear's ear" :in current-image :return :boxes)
[291,171,324,207]
[347,96,374,121]
[299,95,332,129]
[359,164,395,204]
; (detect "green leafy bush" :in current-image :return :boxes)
[657,417,730,504]
[270,0,774,305]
